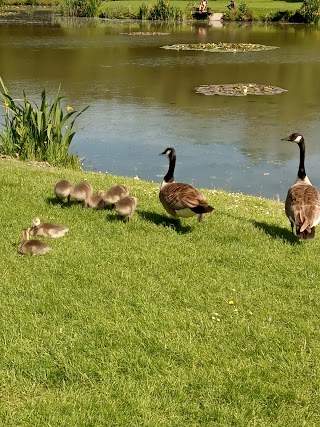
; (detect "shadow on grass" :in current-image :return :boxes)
[138,210,193,234]
[46,197,75,208]
[252,220,301,245]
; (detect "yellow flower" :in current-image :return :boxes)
[66,105,73,112]
[228,300,235,305]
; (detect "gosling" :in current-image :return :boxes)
[115,196,138,221]
[100,185,129,207]
[54,179,73,202]
[70,181,93,208]
[86,193,105,209]
[30,217,69,238]
[18,228,51,256]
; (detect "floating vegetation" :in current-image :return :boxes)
[121,32,170,36]
[161,43,278,52]
[195,83,287,96]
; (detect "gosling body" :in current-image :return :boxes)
[54,179,73,202]
[70,181,93,207]
[30,217,69,238]
[115,196,138,221]
[101,185,129,205]
[86,193,105,209]
[18,228,51,256]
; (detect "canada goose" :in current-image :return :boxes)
[115,196,138,221]
[18,228,51,256]
[54,179,73,202]
[100,185,129,206]
[30,217,69,238]
[86,193,105,209]
[282,133,320,239]
[159,147,214,222]
[70,181,93,208]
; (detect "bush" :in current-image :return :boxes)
[60,0,101,17]
[292,0,320,22]
[224,1,253,20]
[149,0,183,20]
[0,78,89,168]
[138,2,149,19]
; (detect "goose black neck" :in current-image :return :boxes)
[164,152,176,183]
[298,140,306,180]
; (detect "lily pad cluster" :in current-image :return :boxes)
[160,42,278,52]
[121,32,170,36]
[195,84,287,96]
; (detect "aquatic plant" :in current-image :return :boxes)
[195,83,287,96]
[161,43,278,53]
[0,78,89,168]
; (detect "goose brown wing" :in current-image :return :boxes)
[285,185,320,231]
[160,183,207,210]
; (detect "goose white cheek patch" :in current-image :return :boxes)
[294,135,303,142]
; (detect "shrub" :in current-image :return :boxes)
[0,78,89,168]
[149,0,183,20]
[292,0,320,22]
[224,1,253,20]
[138,2,149,19]
[60,0,101,17]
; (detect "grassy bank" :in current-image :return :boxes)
[1,157,320,426]
[1,0,303,20]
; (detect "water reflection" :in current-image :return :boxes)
[0,12,320,199]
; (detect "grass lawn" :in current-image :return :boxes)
[99,0,302,16]
[1,157,320,426]
[1,0,302,18]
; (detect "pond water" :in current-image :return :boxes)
[0,10,320,200]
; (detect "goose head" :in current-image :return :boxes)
[160,147,176,159]
[281,133,304,145]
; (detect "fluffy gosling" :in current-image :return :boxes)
[100,185,129,206]
[54,179,73,202]
[30,217,69,238]
[86,193,105,209]
[115,196,138,221]
[70,181,93,208]
[18,228,51,256]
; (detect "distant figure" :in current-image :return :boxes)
[199,0,208,12]
[227,0,236,9]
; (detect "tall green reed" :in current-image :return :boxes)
[0,78,89,168]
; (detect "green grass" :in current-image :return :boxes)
[1,0,302,18]
[1,157,320,426]
[98,0,302,19]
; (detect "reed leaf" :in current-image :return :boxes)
[0,78,89,168]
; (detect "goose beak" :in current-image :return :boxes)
[281,136,289,141]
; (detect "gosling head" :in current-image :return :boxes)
[32,217,41,227]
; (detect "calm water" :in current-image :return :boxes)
[1,10,320,199]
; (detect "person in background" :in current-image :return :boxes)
[227,0,236,9]
[199,0,208,12]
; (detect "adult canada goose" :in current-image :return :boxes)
[18,228,51,256]
[30,217,69,238]
[159,147,214,222]
[86,193,105,209]
[100,185,129,206]
[115,196,138,221]
[54,179,73,202]
[282,133,320,239]
[70,181,93,208]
